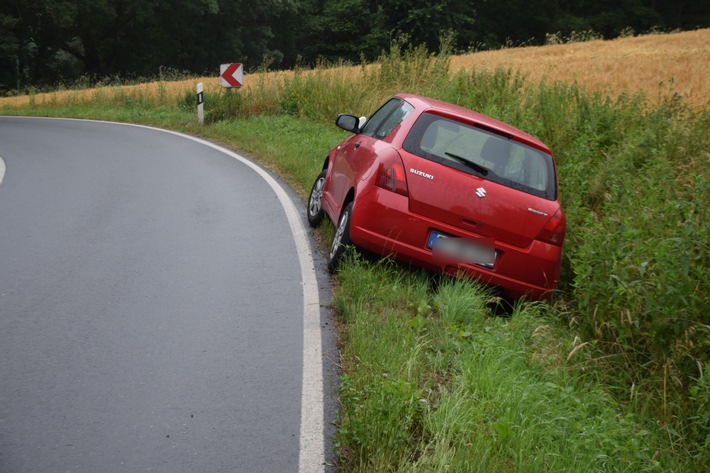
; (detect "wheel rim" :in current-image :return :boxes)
[329,208,349,260]
[308,177,325,217]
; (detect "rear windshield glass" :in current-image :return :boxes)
[403,113,557,200]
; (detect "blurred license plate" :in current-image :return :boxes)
[428,231,496,268]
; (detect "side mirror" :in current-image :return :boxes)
[335,114,360,133]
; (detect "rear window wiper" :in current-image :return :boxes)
[444,152,490,176]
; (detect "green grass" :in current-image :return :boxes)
[203,116,347,195]
[334,256,676,471]
[2,40,708,471]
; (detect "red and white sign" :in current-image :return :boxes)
[220,63,243,88]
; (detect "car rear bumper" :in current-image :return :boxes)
[350,187,562,300]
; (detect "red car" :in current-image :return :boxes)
[307,94,566,300]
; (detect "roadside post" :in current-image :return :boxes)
[197,82,204,125]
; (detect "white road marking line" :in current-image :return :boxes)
[181,136,325,473]
[0,155,6,186]
[5,117,325,472]
[146,127,325,473]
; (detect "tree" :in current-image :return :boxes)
[375,0,477,51]
[0,0,708,93]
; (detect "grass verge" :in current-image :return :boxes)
[334,255,677,471]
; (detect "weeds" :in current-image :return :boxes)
[334,257,678,471]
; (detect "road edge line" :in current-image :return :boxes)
[148,129,325,473]
[1,117,326,471]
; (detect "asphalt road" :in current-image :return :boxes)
[0,117,336,473]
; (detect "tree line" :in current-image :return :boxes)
[1,0,708,93]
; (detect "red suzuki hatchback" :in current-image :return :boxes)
[307,94,566,300]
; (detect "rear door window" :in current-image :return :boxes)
[361,98,414,140]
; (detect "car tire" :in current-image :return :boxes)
[307,170,327,228]
[327,201,353,273]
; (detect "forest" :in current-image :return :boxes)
[1,0,709,93]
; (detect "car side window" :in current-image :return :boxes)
[361,99,413,140]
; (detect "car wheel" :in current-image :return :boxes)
[327,202,353,273]
[307,170,327,228]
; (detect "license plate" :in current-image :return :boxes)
[427,230,448,249]
[428,230,496,268]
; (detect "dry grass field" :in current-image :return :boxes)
[2,28,708,109]
[450,28,709,106]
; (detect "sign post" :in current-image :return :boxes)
[197,82,204,125]
[220,63,243,88]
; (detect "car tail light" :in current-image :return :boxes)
[536,209,566,246]
[375,154,409,196]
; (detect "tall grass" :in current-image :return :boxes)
[335,256,679,471]
[443,65,707,468]
[2,34,707,469]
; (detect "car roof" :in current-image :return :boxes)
[396,93,552,154]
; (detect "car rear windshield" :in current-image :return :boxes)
[403,113,557,200]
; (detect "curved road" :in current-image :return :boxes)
[0,117,336,472]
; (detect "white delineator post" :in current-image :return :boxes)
[197,82,204,125]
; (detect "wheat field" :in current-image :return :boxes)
[2,28,708,109]
[450,28,709,106]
